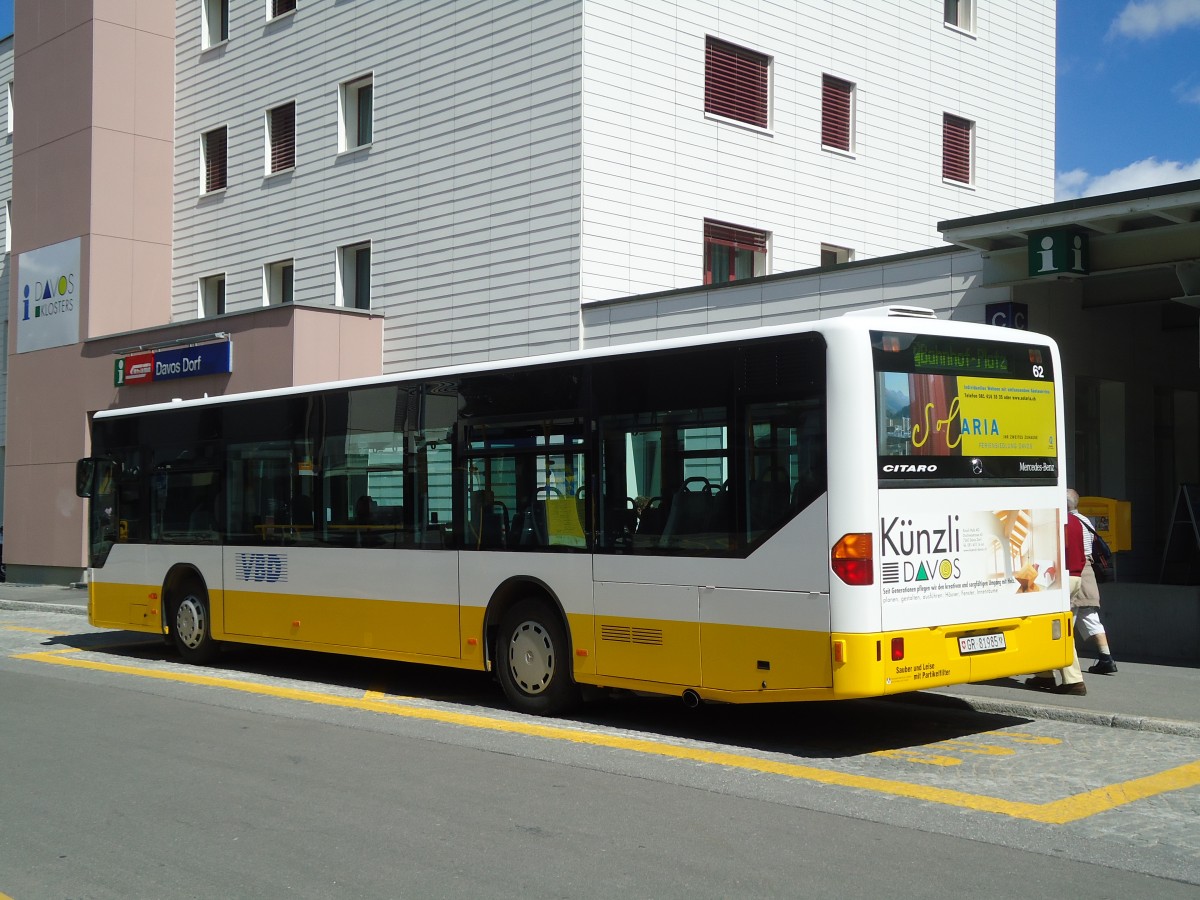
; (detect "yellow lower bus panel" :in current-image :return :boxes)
[90,581,165,635]
[834,611,1074,699]
[90,580,1073,706]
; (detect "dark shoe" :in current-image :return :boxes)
[1088,659,1118,675]
[1025,676,1057,692]
[1053,681,1087,696]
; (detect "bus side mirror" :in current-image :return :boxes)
[76,459,97,498]
[76,458,118,499]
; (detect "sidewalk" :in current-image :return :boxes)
[2,582,1197,736]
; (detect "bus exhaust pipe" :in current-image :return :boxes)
[682,689,702,709]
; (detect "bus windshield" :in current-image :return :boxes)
[872,331,1057,483]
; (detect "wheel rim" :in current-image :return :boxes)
[506,620,555,695]
[175,594,207,650]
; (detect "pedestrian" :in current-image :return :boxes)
[1068,489,1118,674]
[1026,491,1088,696]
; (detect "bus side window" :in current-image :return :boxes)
[745,401,827,545]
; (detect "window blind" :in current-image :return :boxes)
[270,103,296,173]
[704,219,768,252]
[942,114,972,183]
[704,38,769,129]
[821,76,852,151]
[204,127,227,192]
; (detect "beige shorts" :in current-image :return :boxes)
[1075,606,1105,640]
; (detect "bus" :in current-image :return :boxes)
[76,307,1074,714]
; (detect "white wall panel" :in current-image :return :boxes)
[582,1,1054,307]
[172,1,1054,372]
[174,0,584,371]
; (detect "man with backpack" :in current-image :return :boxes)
[1068,489,1118,675]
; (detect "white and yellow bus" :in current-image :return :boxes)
[77,307,1073,714]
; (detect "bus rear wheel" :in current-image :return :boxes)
[495,599,579,716]
[170,579,220,665]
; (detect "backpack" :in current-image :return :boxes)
[1080,518,1115,583]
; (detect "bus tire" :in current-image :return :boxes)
[495,598,579,716]
[170,578,220,665]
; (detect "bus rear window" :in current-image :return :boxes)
[872,332,1057,483]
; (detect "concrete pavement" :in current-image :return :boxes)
[2,581,1197,737]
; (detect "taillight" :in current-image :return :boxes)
[891,637,905,661]
[831,533,873,585]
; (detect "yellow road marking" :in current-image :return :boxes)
[1002,732,1063,746]
[871,748,962,767]
[937,740,1016,757]
[14,649,1200,824]
[364,680,416,702]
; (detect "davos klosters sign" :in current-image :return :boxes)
[114,341,233,386]
[17,238,82,353]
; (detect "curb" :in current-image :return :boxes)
[894,690,1200,739]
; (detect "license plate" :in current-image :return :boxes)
[958,633,1006,654]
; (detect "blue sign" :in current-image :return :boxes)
[985,302,1028,330]
[152,342,233,381]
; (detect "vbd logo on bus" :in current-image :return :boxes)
[234,552,288,583]
[879,516,962,586]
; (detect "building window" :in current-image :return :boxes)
[944,0,975,31]
[339,242,371,310]
[820,244,853,267]
[339,75,374,151]
[942,114,973,184]
[267,102,296,174]
[5,200,11,254]
[202,0,229,48]
[270,0,296,19]
[6,81,12,134]
[821,75,854,152]
[704,37,769,129]
[265,259,294,305]
[703,220,768,285]
[202,126,228,193]
[200,274,227,318]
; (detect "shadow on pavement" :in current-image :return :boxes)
[35,628,1034,760]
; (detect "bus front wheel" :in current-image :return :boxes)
[170,579,220,665]
[495,599,579,716]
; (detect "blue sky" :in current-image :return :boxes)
[1057,0,1200,198]
[0,1,1194,202]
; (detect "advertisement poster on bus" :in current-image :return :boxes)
[877,371,1058,480]
[878,504,1062,612]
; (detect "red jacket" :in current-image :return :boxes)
[1064,514,1085,576]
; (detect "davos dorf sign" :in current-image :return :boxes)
[114,341,233,387]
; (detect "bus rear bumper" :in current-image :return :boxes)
[833,611,1075,698]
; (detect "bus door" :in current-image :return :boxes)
[457,414,595,656]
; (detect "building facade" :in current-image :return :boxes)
[7,0,1067,583]
[0,35,13,527]
[174,0,1055,371]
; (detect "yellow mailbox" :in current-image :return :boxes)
[1078,496,1131,551]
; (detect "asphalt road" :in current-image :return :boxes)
[1,607,1198,899]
